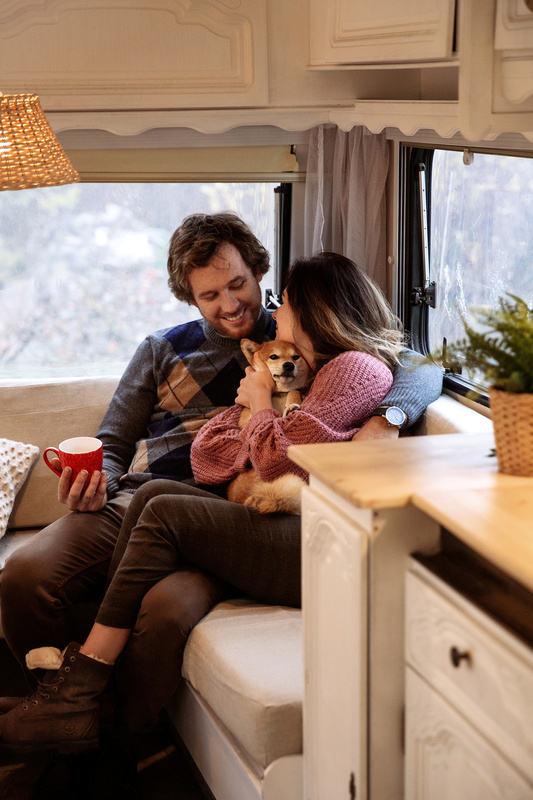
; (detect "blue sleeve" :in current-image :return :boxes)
[97,337,159,497]
[382,348,443,427]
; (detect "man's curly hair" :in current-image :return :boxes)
[167,212,271,305]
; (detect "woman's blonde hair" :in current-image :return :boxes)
[285,252,404,370]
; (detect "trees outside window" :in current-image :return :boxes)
[0,182,275,379]
[429,150,533,359]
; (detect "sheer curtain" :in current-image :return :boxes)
[304,123,389,289]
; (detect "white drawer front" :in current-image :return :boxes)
[406,563,533,781]
[406,667,533,799]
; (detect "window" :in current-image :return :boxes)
[402,145,533,397]
[0,182,278,380]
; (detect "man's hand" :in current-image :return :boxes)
[55,460,108,512]
[352,415,400,441]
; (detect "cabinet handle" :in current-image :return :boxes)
[450,646,470,668]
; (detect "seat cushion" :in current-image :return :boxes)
[182,598,303,769]
[423,394,493,436]
[0,378,117,529]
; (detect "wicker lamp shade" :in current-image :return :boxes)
[0,93,79,191]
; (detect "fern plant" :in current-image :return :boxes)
[438,294,533,394]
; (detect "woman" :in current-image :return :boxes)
[0,252,404,753]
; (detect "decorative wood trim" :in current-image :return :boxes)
[45,102,467,141]
[332,100,462,138]
[45,101,533,147]
[47,107,331,136]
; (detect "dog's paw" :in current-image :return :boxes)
[282,403,301,417]
[245,496,274,514]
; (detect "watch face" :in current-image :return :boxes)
[385,406,406,427]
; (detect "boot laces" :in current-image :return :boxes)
[21,675,64,710]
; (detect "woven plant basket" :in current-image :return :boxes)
[489,388,533,476]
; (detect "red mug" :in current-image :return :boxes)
[43,437,103,487]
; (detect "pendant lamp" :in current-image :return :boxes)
[0,92,79,191]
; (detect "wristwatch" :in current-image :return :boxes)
[370,405,407,429]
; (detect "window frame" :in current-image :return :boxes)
[399,141,533,407]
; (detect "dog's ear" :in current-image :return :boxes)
[241,339,260,366]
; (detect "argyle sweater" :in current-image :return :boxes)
[97,309,442,498]
[192,350,393,485]
[97,309,277,497]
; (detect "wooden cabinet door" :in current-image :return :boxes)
[494,0,533,106]
[406,564,533,780]
[0,0,269,111]
[405,668,533,799]
[460,0,533,139]
[310,0,456,66]
[301,485,369,800]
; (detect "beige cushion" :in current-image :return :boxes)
[182,598,303,769]
[423,394,493,436]
[0,378,118,529]
[0,438,40,538]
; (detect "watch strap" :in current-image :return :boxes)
[370,405,392,418]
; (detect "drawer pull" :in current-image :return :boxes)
[450,646,470,668]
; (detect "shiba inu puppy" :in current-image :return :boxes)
[227,338,314,514]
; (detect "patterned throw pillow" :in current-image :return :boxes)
[0,438,40,538]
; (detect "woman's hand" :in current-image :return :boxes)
[352,415,400,441]
[235,353,276,415]
[57,463,109,512]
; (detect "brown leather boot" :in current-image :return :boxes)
[0,690,117,722]
[0,642,113,754]
[0,696,23,714]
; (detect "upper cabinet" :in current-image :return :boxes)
[495,0,533,105]
[309,0,457,65]
[3,0,533,142]
[309,0,533,142]
[0,0,269,110]
[460,0,533,140]
[0,0,366,135]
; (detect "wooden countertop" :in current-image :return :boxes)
[413,486,533,593]
[289,432,533,593]
[289,432,532,509]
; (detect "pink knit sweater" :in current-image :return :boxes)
[191,350,393,485]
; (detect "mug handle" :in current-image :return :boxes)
[43,447,62,477]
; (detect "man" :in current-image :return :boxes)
[0,212,442,739]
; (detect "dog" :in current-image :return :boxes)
[227,338,314,514]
